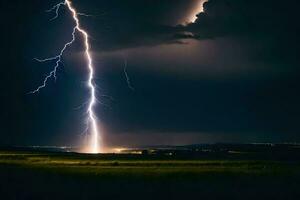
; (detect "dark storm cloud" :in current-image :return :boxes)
[74,0,299,52]
[71,0,199,50]
[186,0,292,38]
[183,0,299,63]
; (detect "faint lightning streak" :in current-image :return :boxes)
[123,59,135,91]
[30,0,101,153]
[77,12,93,17]
[46,1,66,21]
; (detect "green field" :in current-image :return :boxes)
[1,151,299,176]
[1,151,300,199]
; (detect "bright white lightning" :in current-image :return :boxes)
[30,0,101,153]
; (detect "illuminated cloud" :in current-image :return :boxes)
[184,0,208,24]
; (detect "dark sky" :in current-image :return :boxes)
[1,0,300,147]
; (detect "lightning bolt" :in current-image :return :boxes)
[123,58,135,91]
[30,0,101,153]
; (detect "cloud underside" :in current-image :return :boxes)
[86,0,298,52]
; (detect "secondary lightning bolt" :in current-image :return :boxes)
[123,58,135,91]
[30,0,101,153]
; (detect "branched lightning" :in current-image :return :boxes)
[46,1,66,21]
[30,0,100,153]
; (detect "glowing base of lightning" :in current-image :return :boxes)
[30,0,101,153]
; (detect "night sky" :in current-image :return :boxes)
[1,0,300,148]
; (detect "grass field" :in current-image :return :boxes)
[1,150,300,199]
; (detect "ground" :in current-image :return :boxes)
[0,150,300,199]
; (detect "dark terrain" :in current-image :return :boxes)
[1,144,300,200]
